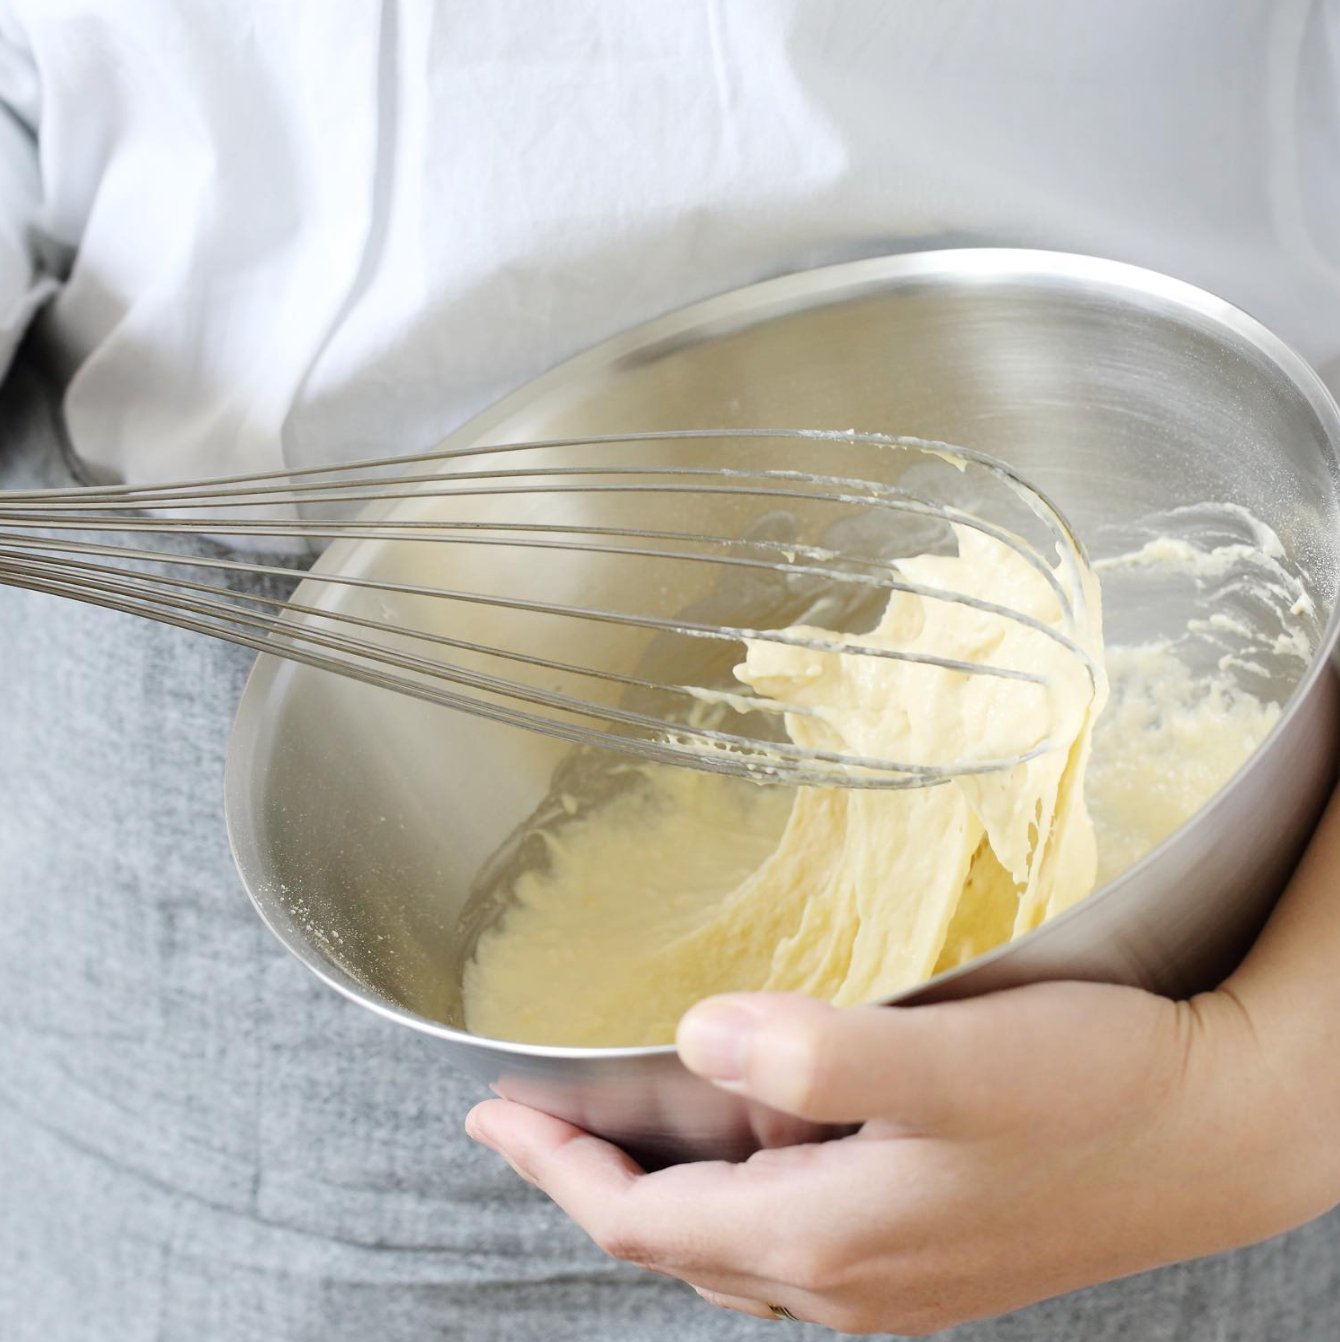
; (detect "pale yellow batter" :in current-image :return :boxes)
[1087,645,1279,885]
[462,518,1293,1048]
[463,526,1110,1046]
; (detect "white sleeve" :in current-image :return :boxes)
[0,10,51,381]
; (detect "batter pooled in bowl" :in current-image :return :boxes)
[462,517,1291,1048]
[463,526,1109,1046]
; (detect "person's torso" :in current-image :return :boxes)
[4,0,1338,483]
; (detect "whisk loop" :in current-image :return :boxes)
[0,429,1098,788]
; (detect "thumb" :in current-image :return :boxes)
[675,990,1007,1130]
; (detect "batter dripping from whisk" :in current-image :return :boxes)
[464,526,1109,1045]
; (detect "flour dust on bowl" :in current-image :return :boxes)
[226,251,1340,1165]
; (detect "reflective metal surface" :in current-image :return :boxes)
[0,427,1096,791]
[227,250,1340,1165]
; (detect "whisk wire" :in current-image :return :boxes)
[0,463,1077,615]
[0,429,1096,788]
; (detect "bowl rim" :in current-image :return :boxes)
[225,245,1340,1060]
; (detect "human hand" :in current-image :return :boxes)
[466,975,1335,1334]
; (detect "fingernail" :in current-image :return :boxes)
[465,1113,495,1149]
[678,1003,755,1082]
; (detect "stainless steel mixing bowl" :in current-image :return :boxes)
[226,249,1340,1165]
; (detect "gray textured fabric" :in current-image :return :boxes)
[0,355,1337,1341]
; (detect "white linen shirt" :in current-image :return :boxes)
[1,0,1339,484]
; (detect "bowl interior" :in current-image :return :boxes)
[228,252,1340,1038]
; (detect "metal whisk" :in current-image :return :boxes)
[0,429,1098,788]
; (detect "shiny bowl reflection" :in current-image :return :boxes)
[226,250,1340,1165]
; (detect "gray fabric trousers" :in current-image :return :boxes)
[1,356,1337,1341]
